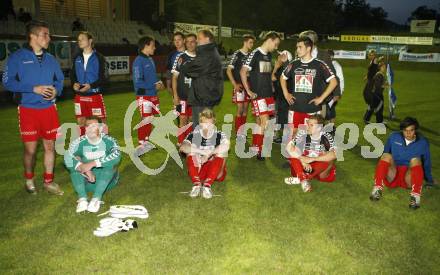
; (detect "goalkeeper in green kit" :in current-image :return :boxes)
[64,116,121,213]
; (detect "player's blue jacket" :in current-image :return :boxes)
[132,53,159,96]
[384,132,433,183]
[71,50,107,96]
[2,45,64,109]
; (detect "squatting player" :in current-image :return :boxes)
[370,117,435,209]
[71,31,108,136]
[180,109,230,199]
[240,31,281,160]
[285,114,336,192]
[2,20,64,195]
[64,116,121,213]
[226,34,255,140]
[132,36,165,156]
[171,33,197,145]
[280,36,337,137]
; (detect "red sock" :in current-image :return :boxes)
[186,156,201,185]
[290,158,306,181]
[374,160,390,189]
[253,134,264,154]
[410,165,424,196]
[144,124,152,140]
[235,116,241,134]
[79,126,86,136]
[308,162,330,180]
[238,116,247,135]
[204,157,225,186]
[43,172,54,185]
[24,172,34,180]
[138,123,152,143]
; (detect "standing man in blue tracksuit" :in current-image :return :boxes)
[2,20,64,195]
[132,35,164,156]
[71,31,108,136]
[370,117,435,209]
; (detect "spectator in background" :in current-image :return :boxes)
[122,37,130,45]
[137,29,145,39]
[17,8,32,24]
[72,17,85,33]
[112,8,116,21]
[0,0,16,21]
[363,59,387,124]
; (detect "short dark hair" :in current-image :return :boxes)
[173,32,184,39]
[138,35,155,51]
[185,33,197,40]
[263,31,280,42]
[328,49,335,57]
[400,117,419,131]
[26,20,49,41]
[85,116,102,123]
[78,31,94,47]
[297,36,314,49]
[243,34,256,42]
[198,29,215,42]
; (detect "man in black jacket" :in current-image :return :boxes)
[180,29,223,128]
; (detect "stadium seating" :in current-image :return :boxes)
[0,16,169,46]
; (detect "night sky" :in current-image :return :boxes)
[366,0,440,24]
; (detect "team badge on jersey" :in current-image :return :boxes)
[295,74,314,94]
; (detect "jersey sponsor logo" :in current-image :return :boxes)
[295,74,314,94]
[394,142,403,146]
[259,61,272,73]
[92,108,103,116]
[84,150,106,160]
[23,60,34,64]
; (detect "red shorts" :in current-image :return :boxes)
[384,166,410,189]
[313,163,336,182]
[232,86,250,103]
[288,110,321,128]
[252,97,275,116]
[137,96,160,117]
[199,158,227,183]
[74,94,107,118]
[18,105,60,142]
[179,100,192,116]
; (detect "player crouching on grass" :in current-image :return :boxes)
[285,115,336,192]
[64,116,121,213]
[180,109,230,199]
[370,117,435,210]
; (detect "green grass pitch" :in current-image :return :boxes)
[0,64,439,273]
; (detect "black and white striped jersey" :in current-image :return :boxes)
[294,130,335,157]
